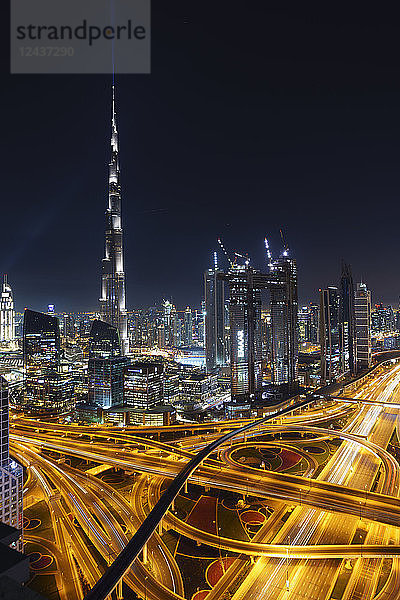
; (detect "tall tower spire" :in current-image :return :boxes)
[99,86,129,355]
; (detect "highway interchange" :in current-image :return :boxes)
[11,360,400,600]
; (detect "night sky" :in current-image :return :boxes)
[2,4,400,312]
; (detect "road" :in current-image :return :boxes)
[9,359,400,600]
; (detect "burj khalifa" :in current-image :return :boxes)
[99,87,129,355]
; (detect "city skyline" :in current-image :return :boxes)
[3,6,400,599]
[3,6,400,310]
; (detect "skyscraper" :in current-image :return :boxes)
[0,275,15,343]
[227,264,263,403]
[270,251,298,389]
[320,287,342,384]
[339,261,357,375]
[355,282,372,370]
[23,309,74,415]
[87,319,128,409]
[99,87,129,355]
[125,362,163,410]
[204,257,227,373]
[183,307,193,346]
[0,377,23,550]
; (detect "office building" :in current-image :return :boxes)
[226,264,263,404]
[204,257,227,372]
[0,377,23,550]
[355,282,372,369]
[23,309,74,415]
[180,372,218,408]
[270,252,298,388]
[320,287,342,384]
[371,303,395,334]
[99,87,129,355]
[87,319,128,409]
[339,262,357,375]
[0,276,15,344]
[183,307,193,346]
[124,361,163,410]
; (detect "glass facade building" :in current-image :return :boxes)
[270,254,298,388]
[320,287,342,384]
[23,309,74,415]
[204,266,228,373]
[87,320,128,409]
[0,275,15,343]
[355,282,372,369]
[124,361,163,410]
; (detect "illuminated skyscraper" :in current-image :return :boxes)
[87,319,128,409]
[183,307,193,346]
[23,309,74,415]
[339,261,357,375]
[227,264,263,404]
[204,257,227,373]
[320,287,342,384]
[355,282,372,369]
[270,251,298,388]
[0,275,15,343]
[125,362,163,410]
[0,377,23,550]
[99,87,129,355]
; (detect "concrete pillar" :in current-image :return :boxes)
[143,543,148,564]
[158,520,163,535]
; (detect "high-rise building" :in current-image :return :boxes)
[355,282,372,370]
[0,275,15,343]
[339,262,357,375]
[0,377,23,550]
[23,309,74,415]
[227,264,263,403]
[87,320,128,409]
[183,307,193,346]
[270,252,298,388]
[309,303,319,343]
[99,87,129,355]
[371,303,395,334]
[320,287,342,384]
[298,304,319,344]
[216,240,299,404]
[125,362,163,410]
[204,257,227,373]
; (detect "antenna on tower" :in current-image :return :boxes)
[217,238,234,268]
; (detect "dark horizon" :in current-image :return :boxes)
[3,4,400,312]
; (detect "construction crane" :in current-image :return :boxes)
[264,237,274,270]
[217,238,234,268]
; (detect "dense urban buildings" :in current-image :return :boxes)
[269,249,298,389]
[355,282,372,369]
[339,262,357,375]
